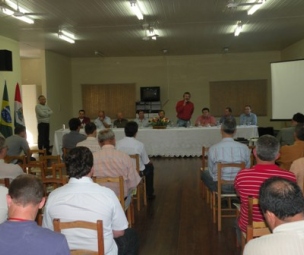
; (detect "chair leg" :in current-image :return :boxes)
[143,179,147,206]
[136,187,140,211]
[212,192,216,223]
[217,194,221,231]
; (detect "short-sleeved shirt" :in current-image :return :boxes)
[94,116,111,129]
[6,135,30,156]
[62,131,86,149]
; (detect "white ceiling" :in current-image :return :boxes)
[0,0,304,58]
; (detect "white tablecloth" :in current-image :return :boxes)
[53,126,258,157]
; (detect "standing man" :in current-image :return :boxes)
[35,95,53,155]
[94,110,111,129]
[243,177,304,255]
[176,92,194,127]
[78,109,90,128]
[239,105,257,125]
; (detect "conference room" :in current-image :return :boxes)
[1,0,304,254]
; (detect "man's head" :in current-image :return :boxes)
[183,92,191,101]
[125,121,138,137]
[116,112,123,120]
[78,110,85,119]
[259,177,304,230]
[292,112,304,125]
[295,123,304,141]
[202,107,210,117]
[68,118,81,131]
[98,129,115,146]
[98,111,105,120]
[66,147,93,179]
[221,118,236,136]
[0,137,8,158]
[224,107,232,116]
[84,122,97,136]
[158,110,165,119]
[255,135,280,162]
[7,174,45,217]
[38,95,46,105]
[14,126,26,138]
[137,110,145,119]
[244,105,251,115]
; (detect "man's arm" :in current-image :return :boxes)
[35,105,50,118]
[103,117,111,128]
[175,100,184,114]
[252,114,257,125]
[113,230,125,238]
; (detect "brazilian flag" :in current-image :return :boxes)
[0,82,13,138]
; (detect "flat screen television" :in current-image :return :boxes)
[140,87,160,102]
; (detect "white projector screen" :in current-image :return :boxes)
[271,59,304,120]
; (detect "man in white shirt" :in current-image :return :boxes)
[0,186,8,223]
[43,146,138,255]
[94,110,111,129]
[244,177,304,255]
[76,122,100,153]
[134,110,149,128]
[0,137,24,180]
[116,121,155,200]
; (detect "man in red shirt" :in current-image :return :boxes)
[234,135,296,243]
[175,92,194,127]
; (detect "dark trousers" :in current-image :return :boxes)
[142,163,154,196]
[38,122,50,151]
[114,228,139,255]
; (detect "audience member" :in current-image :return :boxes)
[93,129,141,208]
[195,107,216,126]
[76,122,100,153]
[176,92,194,127]
[243,177,304,255]
[94,110,111,129]
[201,119,250,193]
[0,174,70,255]
[239,105,257,125]
[116,121,155,200]
[6,126,33,162]
[0,186,8,223]
[35,95,53,155]
[43,147,138,255]
[134,110,149,127]
[113,112,128,128]
[290,157,304,191]
[78,109,90,128]
[234,135,296,242]
[0,137,24,180]
[219,107,235,124]
[277,112,304,146]
[278,123,304,170]
[62,118,86,149]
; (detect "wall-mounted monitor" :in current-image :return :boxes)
[140,86,160,102]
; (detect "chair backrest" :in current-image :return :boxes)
[202,146,209,170]
[53,219,104,255]
[42,163,68,195]
[93,176,125,209]
[4,155,26,172]
[62,148,71,159]
[246,196,270,242]
[30,149,46,161]
[0,178,10,188]
[40,155,61,167]
[26,160,46,176]
[129,154,140,173]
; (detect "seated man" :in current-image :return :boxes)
[113,112,128,128]
[62,118,86,149]
[201,118,250,193]
[277,123,304,170]
[0,137,24,180]
[94,110,111,129]
[0,174,70,255]
[76,122,100,153]
[134,110,149,127]
[277,112,304,146]
[6,126,33,162]
[158,110,166,119]
[219,107,235,124]
[195,107,216,127]
[239,105,257,125]
[78,109,90,128]
[43,147,138,255]
[243,177,304,255]
[116,121,155,200]
[93,129,141,207]
[235,135,296,243]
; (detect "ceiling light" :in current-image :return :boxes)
[1,8,34,24]
[247,0,265,15]
[130,0,143,20]
[234,21,243,36]
[58,30,75,44]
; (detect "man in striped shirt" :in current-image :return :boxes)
[234,135,296,241]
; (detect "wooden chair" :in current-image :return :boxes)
[62,148,71,161]
[53,219,104,255]
[30,149,46,161]
[247,146,256,168]
[212,162,245,231]
[4,155,26,172]
[40,155,61,168]
[25,160,46,176]
[0,178,10,188]
[200,146,210,203]
[93,176,134,227]
[129,154,147,211]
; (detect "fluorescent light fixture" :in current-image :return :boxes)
[130,0,143,20]
[61,30,75,39]
[58,31,75,44]
[2,8,34,24]
[234,22,243,36]
[248,0,265,15]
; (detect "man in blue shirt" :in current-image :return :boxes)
[239,105,257,125]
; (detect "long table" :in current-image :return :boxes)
[53,126,258,157]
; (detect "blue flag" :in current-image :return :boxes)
[0,81,13,137]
